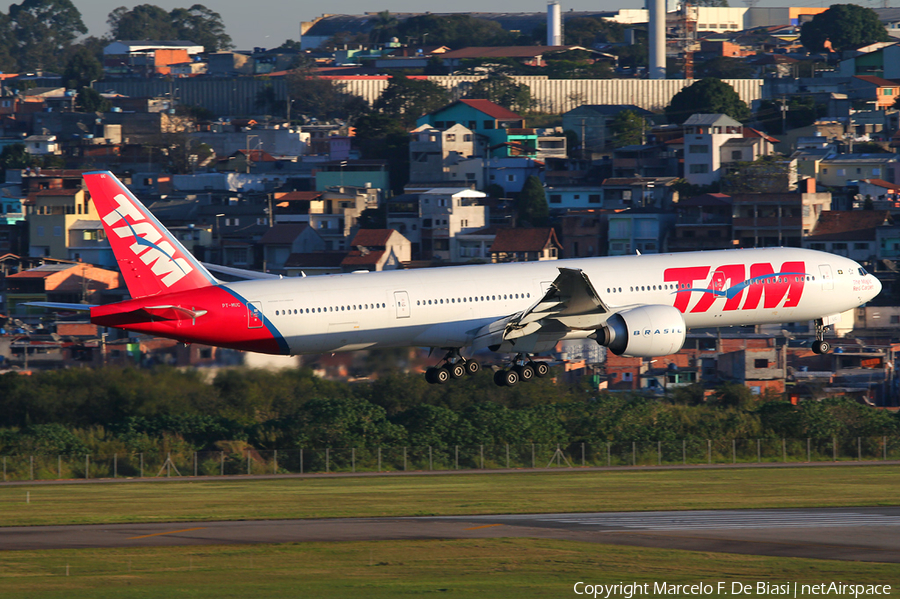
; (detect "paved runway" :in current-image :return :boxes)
[3,507,900,562]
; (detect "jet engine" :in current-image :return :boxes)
[594,305,686,357]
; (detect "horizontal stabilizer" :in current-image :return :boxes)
[202,262,281,280]
[91,304,208,327]
[23,302,95,312]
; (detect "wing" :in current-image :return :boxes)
[23,302,95,312]
[472,267,612,350]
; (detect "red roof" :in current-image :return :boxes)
[743,127,779,144]
[456,99,522,121]
[350,229,394,247]
[232,149,277,162]
[861,178,898,190]
[490,228,561,253]
[806,210,891,242]
[853,75,900,88]
[275,191,323,202]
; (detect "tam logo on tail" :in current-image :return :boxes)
[84,171,215,298]
[101,193,194,288]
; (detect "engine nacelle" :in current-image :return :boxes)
[595,305,686,357]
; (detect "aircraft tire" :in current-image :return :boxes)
[425,367,439,384]
[465,359,480,375]
[516,364,535,382]
[813,340,830,354]
[502,369,520,387]
[493,370,507,386]
[436,367,451,384]
[449,363,466,379]
[532,361,550,377]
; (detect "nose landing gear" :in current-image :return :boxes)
[811,318,831,355]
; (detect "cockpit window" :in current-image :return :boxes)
[859,267,868,276]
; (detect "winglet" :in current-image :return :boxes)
[83,172,217,298]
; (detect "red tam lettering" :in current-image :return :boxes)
[664,266,710,313]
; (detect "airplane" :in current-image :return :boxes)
[28,172,883,387]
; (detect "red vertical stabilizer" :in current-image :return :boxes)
[83,171,217,298]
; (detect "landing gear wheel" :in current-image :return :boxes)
[435,367,451,384]
[812,340,830,355]
[465,359,480,376]
[448,362,466,379]
[425,367,440,384]
[493,370,507,387]
[515,364,535,382]
[531,361,550,378]
[501,369,520,387]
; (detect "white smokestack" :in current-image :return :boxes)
[547,1,562,46]
[648,0,666,79]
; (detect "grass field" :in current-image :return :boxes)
[0,538,898,599]
[1,465,899,527]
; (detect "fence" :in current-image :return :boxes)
[2,437,899,482]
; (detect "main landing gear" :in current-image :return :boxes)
[811,318,831,355]
[492,354,551,387]
[425,349,480,384]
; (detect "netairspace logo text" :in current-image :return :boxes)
[572,581,893,598]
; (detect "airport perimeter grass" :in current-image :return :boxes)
[1,465,899,527]
[0,539,898,599]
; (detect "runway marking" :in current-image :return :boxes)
[127,527,207,540]
[526,512,900,531]
[464,524,504,530]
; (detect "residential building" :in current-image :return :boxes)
[607,209,676,256]
[559,210,610,258]
[718,345,786,395]
[416,99,535,158]
[66,220,114,268]
[817,154,898,187]
[682,114,744,186]
[490,228,561,263]
[731,185,832,248]
[849,75,900,110]
[419,188,489,261]
[313,160,389,193]
[25,187,97,260]
[802,210,890,262]
[5,263,120,317]
[258,224,326,272]
[23,135,59,156]
[408,123,476,184]
[273,186,377,251]
[669,193,734,252]
[341,229,411,272]
[102,40,204,77]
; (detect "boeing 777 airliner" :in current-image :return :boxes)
[29,172,883,386]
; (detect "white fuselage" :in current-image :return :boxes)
[222,247,882,356]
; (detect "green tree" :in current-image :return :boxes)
[800,4,889,53]
[107,4,174,40]
[609,109,646,148]
[108,4,232,52]
[516,175,549,226]
[9,0,87,71]
[63,46,103,90]
[373,75,449,127]
[369,10,399,44]
[721,156,793,194]
[287,63,368,122]
[395,14,514,48]
[755,97,823,135]
[665,78,750,124]
[170,4,233,51]
[464,74,531,112]
[353,113,410,193]
[0,143,34,171]
[563,16,623,46]
[75,87,111,112]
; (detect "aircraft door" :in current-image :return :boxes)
[394,291,410,318]
[248,301,263,328]
[818,264,834,290]
[711,270,726,293]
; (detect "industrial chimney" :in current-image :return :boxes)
[648,0,666,79]
[547,1,562,46]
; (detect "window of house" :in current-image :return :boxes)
[891,315,899,324]
[506,174,515,182]
[854,242,868,250]
[589,194,600,204]
[688,145,709,154]
[731,150,742,160]
[833,243,848,250]
[53,226,62,237]
[689,164,709,173]
[754,359,769,369]
[446,134,456,142]
[483,120,494,129]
